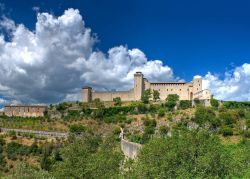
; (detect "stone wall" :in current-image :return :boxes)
[92,89,135,102]
[148,82,192,100]
[4,105,47,117]
[121,139,142,159]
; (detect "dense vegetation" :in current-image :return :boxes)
[1,96,250,178]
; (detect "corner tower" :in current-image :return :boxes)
[134,72,144,100]
[192,77,202,94]
[82,86,92,102]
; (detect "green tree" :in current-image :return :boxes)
[141,89,151,104]
[165,94,179,111]
[6,163,54,179]
[113,97,122,106]
[194,106,216,126]
[179,100,192,109]
[127,130,232,178]
[153,90,160,102]
[210,98,219,108]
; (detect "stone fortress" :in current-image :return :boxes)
[82,72,212,104]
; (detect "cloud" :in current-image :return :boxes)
[32,6,40,13]
[0,8,175,104]
[202,63,250,101]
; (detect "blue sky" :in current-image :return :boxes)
[0,0,249,106]
[1,0,250,80]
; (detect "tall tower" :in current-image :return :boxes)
[82,86,92,102]
[134,72,144,100]
[192,77,202,94]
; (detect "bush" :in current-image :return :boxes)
[6,142,31,160]
[113,97,122,106]
[246,119,250,129]
[141,89,151,104]
[69,124,86,133]
[194,106,216,126]
[179,100,192,109]
[210,98,219,108]
[221,127,233,137]
[157,108,165,117]
[243,130,250,138]
[159,125,169,135]
[219,112,234,126]
[165,94,179,111]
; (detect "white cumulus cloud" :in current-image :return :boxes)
[0,8,175,104]
[202,63,250,101]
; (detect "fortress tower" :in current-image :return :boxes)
[134,72,144,101]
[82,86,92,102]
[192,77,202,94]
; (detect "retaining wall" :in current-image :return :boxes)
[121,139,142,159]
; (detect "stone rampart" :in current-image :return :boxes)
[121,139,142,159]
[92,90,134,101]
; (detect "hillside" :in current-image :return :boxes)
[0,98,250,178]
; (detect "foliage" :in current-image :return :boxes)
[92,98,105,109]
[219,112,234,126]
[165,94,179,111]
[6,142,31,160]
[127,130,233,178]
[159,125,169,135]
[40,144,54,171]
[56,102,68,111]
[52,135,122,179]
[220,127,233,136]
[141,89,151,104]
[69,124,86,133]
[179,100,192,109]
[152,90,160,102]
[5,162,55,179]
[193,106,216,126]
[223,101,250,109]
[113,97,122,106]
[210,98,219,108]
[157,108,165,117]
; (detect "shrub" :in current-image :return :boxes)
[194,106,216,126]
[165,94,179,111]
[221,127,233,136]
[246,119,250,129]
[243,130,250,138]
[153,90,160,102]
[129,134,144,144]
[113,97,122,106]
[210,98,219,108]
[159,125,169,135]
[219,112,234,126]
[141,89,151,104]
[112,127,121,135]
[69,124,86,133]
[179,100,192,109]
[6,142,31,160]
[157,108,165,117]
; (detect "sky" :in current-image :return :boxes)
[0,0,250,107]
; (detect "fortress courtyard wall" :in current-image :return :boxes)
[92,89,135,101]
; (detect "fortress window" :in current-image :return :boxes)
[197,88,198,90]
[179,89,181,91]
